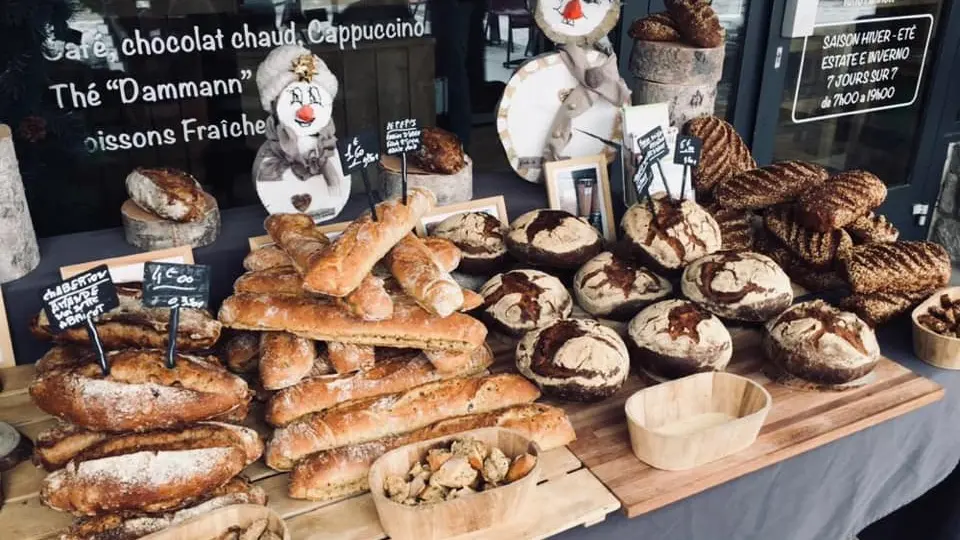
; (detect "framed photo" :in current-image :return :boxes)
[60,246,195,283]
[0,289,14,368]
[544,155,616,241]
[248,221,351,251]
[415,196,509,236]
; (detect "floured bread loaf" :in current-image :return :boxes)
[764,300,880,384]
[628,12,680,41]
[573,251,672,320]
[714,161,829,210]
[664,0,725,48]
[705,204,755,251]
[797,170,887,232]
[846,212,899,244]
[219,330,259,374]
[479,269,573,336]
[628,299,732,379]
[125,167,209,222]
[243,245,292,272]
[684,116,756,193]
[516,319,629,402]
[682,251,793,322]
[621,193,722,271]
[431,212,509,275]
[259,331,317,390]
[506,209,603,269]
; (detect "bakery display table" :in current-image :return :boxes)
[2,173,959,540]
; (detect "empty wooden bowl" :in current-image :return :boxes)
[368,427,541,540]
[625,371,771,471]
[912,286,960,370]
[141,504,289,540]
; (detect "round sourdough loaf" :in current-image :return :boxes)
[573,251,672,321]
[681,251,793,322]
[479,269,573,336]
[621,194,722,271]
[506,209,603,269]
[627,299,732,379]
[431,212,509,275]
[763,300,880,384]
[516,319,629,402]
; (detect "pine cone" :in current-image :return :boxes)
[18,116,47,143]
[665,0,725,48]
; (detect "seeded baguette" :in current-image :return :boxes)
[797,170,887,232]
[764,206,853,269]
[840,289,932,326]
[841,241,950,295]
[714,161,828,210]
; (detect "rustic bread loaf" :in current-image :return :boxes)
[621,193,722,270]
[266,373,540,470]
[516,319,629,402]
[327,342,375,374]
[684,116,756,193]
[664,0,725,48]
[628,12,681,41]
[219,330,260,374]
[681,251,793,322]
[288,403,575,501]
[233,266,305,295]
[267,344,493,427]
[763,300,880,384]
[259,331,317,390]
[30,350,252,433]
[705,203,755,251]
[126,167,209,222]
[388,234,464,317]
[243,245,292,272]
[754,232,847,292]
[410,127,466,175]
[846,212,899,244]
[506,209,603,269]
[841,241,950,295]
[840,289,932,327]
[796,170,887,232]
[420,237,462,273]
[218,292,487,352]
[573,251,672,320]
[714,161,829,210]
[264,213,331,276]
[479,269,573,336]
[764,205,853,269]
[35,346,97,374]
[627,299,733,379]
[431,212,509,275]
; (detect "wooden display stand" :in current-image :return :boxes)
[629,41,725,127]
[379,155,473,205]
[121,195,220,250]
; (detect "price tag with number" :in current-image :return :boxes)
[338,130,381,174]
[143,262,210,310]
[674,135,702,167]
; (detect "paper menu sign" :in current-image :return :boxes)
[621,104,692,203]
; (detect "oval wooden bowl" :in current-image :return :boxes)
[368,427,541,540]
[625,372,771,471]
[912,286,960,370]
[140,504,289,540]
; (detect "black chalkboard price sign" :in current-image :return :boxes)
[143,262,211,368]
[40,265,118,375]
[384,119,422,205]
[674,135,702,199]
[633,126,672,205]
[338,130,382,221]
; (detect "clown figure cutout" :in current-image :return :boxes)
[253,45,350,221]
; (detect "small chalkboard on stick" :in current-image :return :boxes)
[338,130,382,221]
[385,119,422,205]
[674,135,702,199]
[41,265,118,375]
[635,126,671,198]
[143,262,210,368]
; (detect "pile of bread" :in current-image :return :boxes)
[628,0,724,48]
[27,285,267,540]
[219,187,576,501]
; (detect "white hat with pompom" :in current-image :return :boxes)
[255,44,339,112]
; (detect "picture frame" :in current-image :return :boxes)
[544,155,617,242]
[0,289,15,368]
[415,196,509,236]
[60,246,195,282]
[248,221,351,251]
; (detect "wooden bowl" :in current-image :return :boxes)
[140,504,289,540]
[912,286,960,370]
[368,427,541,540]
[625,372,771,471]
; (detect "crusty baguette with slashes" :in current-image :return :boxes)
[263,213,331,277]
[388,234,464,317]
[420,236,462,273]
[259,331,317,390]
[242,244,292,272]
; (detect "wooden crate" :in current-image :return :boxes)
[0,364,619,540]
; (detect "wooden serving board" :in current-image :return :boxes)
[484,329,943,519]
[0,365,620,540]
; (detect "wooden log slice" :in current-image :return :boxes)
[379,155,473,205]
[631,79,718,127]
[630,40,725,85]
[122,193,220,251]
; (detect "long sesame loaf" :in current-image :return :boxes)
[796,170,887,232]
[714,161,828,210]
[288,403,575,501]
[764,205,853,269]
[841,241,950,295]
[840,289,933,327]
[684,116,756,193]
[845,212,900,244]
[265,373,540,470]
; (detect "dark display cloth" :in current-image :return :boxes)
[2,173,956,540]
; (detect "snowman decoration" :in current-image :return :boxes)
[253,45,349,221]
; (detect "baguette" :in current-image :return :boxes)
[301,188,436,296]
[461,289,484,312]
[421,237,462,273]
[288,403,575,501]
[41,446,246,515]
[233,266,305,295]
[341,274,394,321]
[841,241,950,294]
[796,170,887,232]
[61,478,267,540]
[243,245,292,272]
[265,373,540,470]
[422,348,485,374]
[266,344,494,426]
[714,161,829,210]
[327,342,375,374]
[388,234,464,317]
[30,350,252,433]
[264,213,331,278]
[259,332,317,390]
[218,292,487,352]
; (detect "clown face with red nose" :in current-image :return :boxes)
[252,45,350,221]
